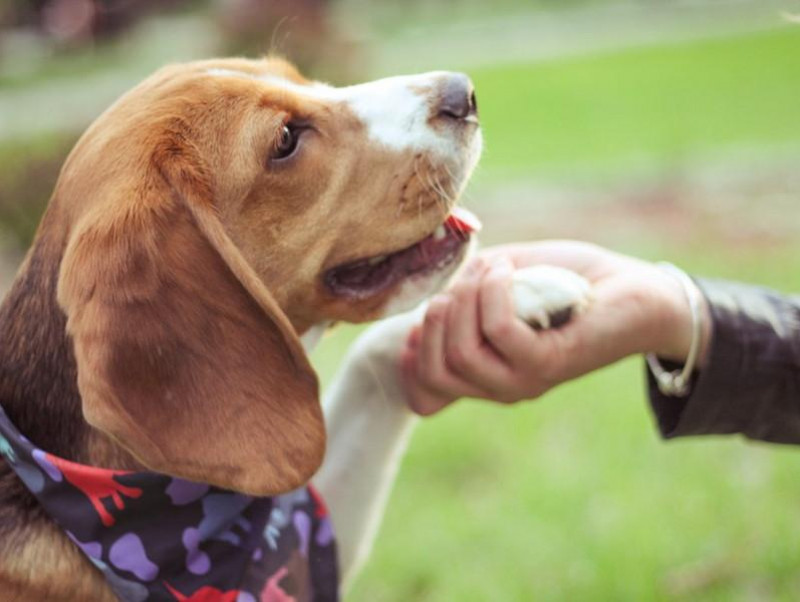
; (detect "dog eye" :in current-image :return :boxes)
[272,125,300,161]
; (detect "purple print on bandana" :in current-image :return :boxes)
[110,533,159,581]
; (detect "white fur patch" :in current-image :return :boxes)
[206,68,473,156]
[381,269,456,317]
[511,266,593,329]
[337,73,446,153]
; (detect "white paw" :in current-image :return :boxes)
[511,266,592,329]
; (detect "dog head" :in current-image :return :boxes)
[51,57,481,495]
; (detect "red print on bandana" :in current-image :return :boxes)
[260,566,295,602]
[165,582,243,601]
[45,453,143,526]
[307,485,328,520]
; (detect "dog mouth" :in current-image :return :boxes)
[324,208,482,299]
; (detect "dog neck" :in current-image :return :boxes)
[0,212,135,470]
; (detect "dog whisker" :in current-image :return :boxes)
[418,156,451,221]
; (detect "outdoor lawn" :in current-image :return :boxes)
[471,27,800,178]
[310,24,800,602]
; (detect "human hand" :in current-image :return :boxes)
[400,240,712,415]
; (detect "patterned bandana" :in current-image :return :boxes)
[0,406,339,602]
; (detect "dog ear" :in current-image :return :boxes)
[57,125,324,496]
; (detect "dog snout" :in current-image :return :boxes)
[436,73,477,121]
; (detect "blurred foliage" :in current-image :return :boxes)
[0,0,357,81]
[218,0,331,61]
[337,0,618,34]
[0,133,74,246]
[0,0,188,43]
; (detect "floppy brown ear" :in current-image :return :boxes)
[57,130,324,496]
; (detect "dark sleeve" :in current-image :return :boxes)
[648,278,800,444]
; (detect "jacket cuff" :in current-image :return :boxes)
[648,278,768,440]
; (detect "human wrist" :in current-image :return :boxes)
[651,264,712,369]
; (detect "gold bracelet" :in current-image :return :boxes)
[645,263,703,397]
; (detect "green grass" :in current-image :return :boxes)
[307,26,800,602]
[0,133,75,247]
[470,27,800,180]
[0,44,125,91]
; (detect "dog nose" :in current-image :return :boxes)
[437,73,477,120]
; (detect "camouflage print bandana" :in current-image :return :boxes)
[0,406,339,602]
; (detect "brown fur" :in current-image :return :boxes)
[0,57,468,599]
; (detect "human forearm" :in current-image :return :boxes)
[649,278,800,443]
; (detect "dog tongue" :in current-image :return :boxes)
[446,207,482,235]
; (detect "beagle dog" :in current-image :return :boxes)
[0,57,589,601]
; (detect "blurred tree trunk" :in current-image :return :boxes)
[216,0,363,83]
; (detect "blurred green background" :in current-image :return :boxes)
[2,1,800,600]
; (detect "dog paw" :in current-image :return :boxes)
[511,266,592,329]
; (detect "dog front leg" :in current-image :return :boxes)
[313,309,422,589]
[314,265,593,588]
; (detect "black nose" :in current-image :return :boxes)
[437,73,477,120]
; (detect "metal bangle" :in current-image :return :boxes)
[645,263,703,397]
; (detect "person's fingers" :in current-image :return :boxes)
[479,258,558,386]
[408,295,490,413]
[444,264,516,389]
[400,344,453,416]
[459,254,493,282]
[478,240,620,281]
[415,295,449,382]
[407,325,422,350]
